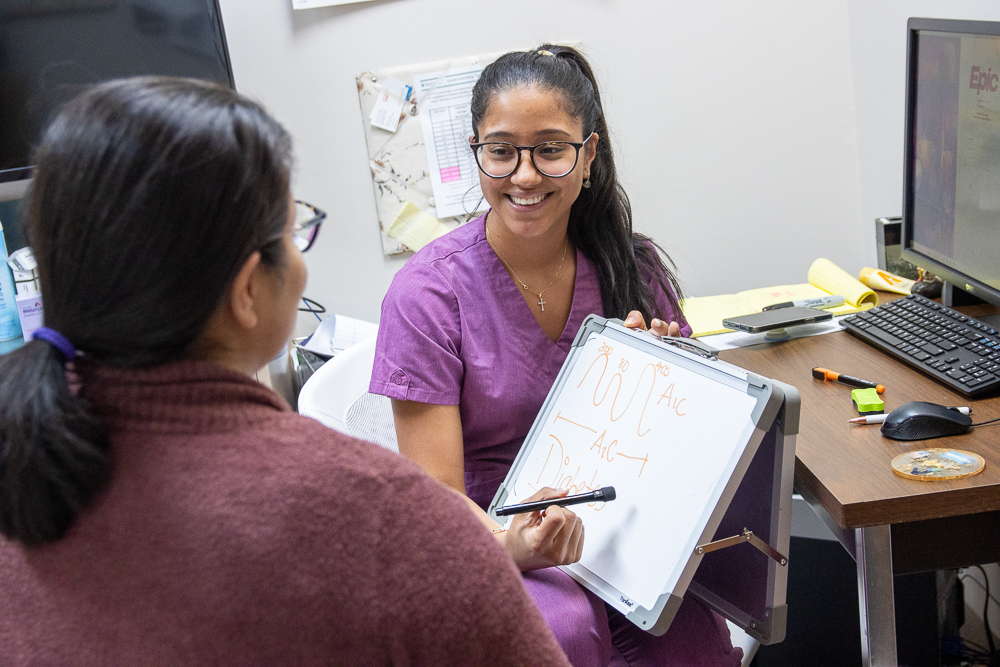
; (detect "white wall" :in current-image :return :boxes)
[217,0,864,331]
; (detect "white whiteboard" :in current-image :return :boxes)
[498,326,759,612]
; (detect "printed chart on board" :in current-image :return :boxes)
[413,65,485,220]
[506,332,758,609]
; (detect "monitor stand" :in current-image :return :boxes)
[943,282,1000,328]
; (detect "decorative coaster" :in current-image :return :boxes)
[891,448,985,481]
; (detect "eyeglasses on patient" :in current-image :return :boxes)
[291,200,326,252]
[470,133,594,179]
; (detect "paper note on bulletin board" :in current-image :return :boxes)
[357,53,501,255]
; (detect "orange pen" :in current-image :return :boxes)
[811,367,886,394]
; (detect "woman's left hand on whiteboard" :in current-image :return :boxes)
[500,487,585,572]
[623,310,680,338]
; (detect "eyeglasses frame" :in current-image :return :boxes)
[291,200,326,253]
[469,132,595,179]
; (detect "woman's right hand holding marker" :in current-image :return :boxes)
[498,487,585,572]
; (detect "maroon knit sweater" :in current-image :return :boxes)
[0,361,570,666]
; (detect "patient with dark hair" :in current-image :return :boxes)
[0,77,569,666]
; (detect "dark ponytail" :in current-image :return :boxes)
[0,341,108,547]
[0,77,293,546]
[470,44,684,321]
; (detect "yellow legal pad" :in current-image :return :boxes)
[681,258,879,338]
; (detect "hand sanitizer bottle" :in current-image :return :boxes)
[0,220,25,342]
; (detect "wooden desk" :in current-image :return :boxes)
[719,299,1000,667]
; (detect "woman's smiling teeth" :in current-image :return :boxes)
[509,193,548,206]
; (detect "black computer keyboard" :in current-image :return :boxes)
[841,294,1000,398]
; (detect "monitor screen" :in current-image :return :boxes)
[0,199,26,253]
[903,18,1000,308]
[0,0,234,184]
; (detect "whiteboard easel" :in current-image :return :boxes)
[488,316,797,641]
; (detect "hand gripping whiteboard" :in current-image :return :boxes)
[488,316,798,642]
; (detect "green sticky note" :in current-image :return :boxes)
[852,388,884,415]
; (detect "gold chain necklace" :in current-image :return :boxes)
[486,220,569,312]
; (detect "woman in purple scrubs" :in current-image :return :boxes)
[371,45,742,666]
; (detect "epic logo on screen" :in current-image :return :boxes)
[970,66,999,94]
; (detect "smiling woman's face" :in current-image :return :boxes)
[475,85,597,243]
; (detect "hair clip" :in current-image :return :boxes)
[537,49,555,57]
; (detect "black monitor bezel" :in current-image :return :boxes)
[0,0,236,186]
[901,17,1000,308]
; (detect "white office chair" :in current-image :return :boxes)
[297,336,399,453]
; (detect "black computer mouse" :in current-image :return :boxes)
[880,401,973,441]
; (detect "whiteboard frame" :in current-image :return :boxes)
[488,315,793,638]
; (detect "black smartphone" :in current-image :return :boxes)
[722,307,833,333]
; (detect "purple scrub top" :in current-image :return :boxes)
[371,214,691,509]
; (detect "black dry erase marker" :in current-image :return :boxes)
[495,487,617,517]
[811,367,886,393]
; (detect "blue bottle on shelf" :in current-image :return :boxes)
[0,220,24,342]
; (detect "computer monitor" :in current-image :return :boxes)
[902,18,1000,323]
[0,0,235,197]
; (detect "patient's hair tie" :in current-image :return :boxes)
[33,327,77,362]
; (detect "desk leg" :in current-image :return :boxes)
[855,525,896,667]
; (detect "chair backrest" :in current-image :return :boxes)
[297,336,399,453]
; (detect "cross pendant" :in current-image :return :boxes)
[538,295,546,312]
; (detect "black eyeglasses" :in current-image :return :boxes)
[469,133,593,179]
[291,201,325,252]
